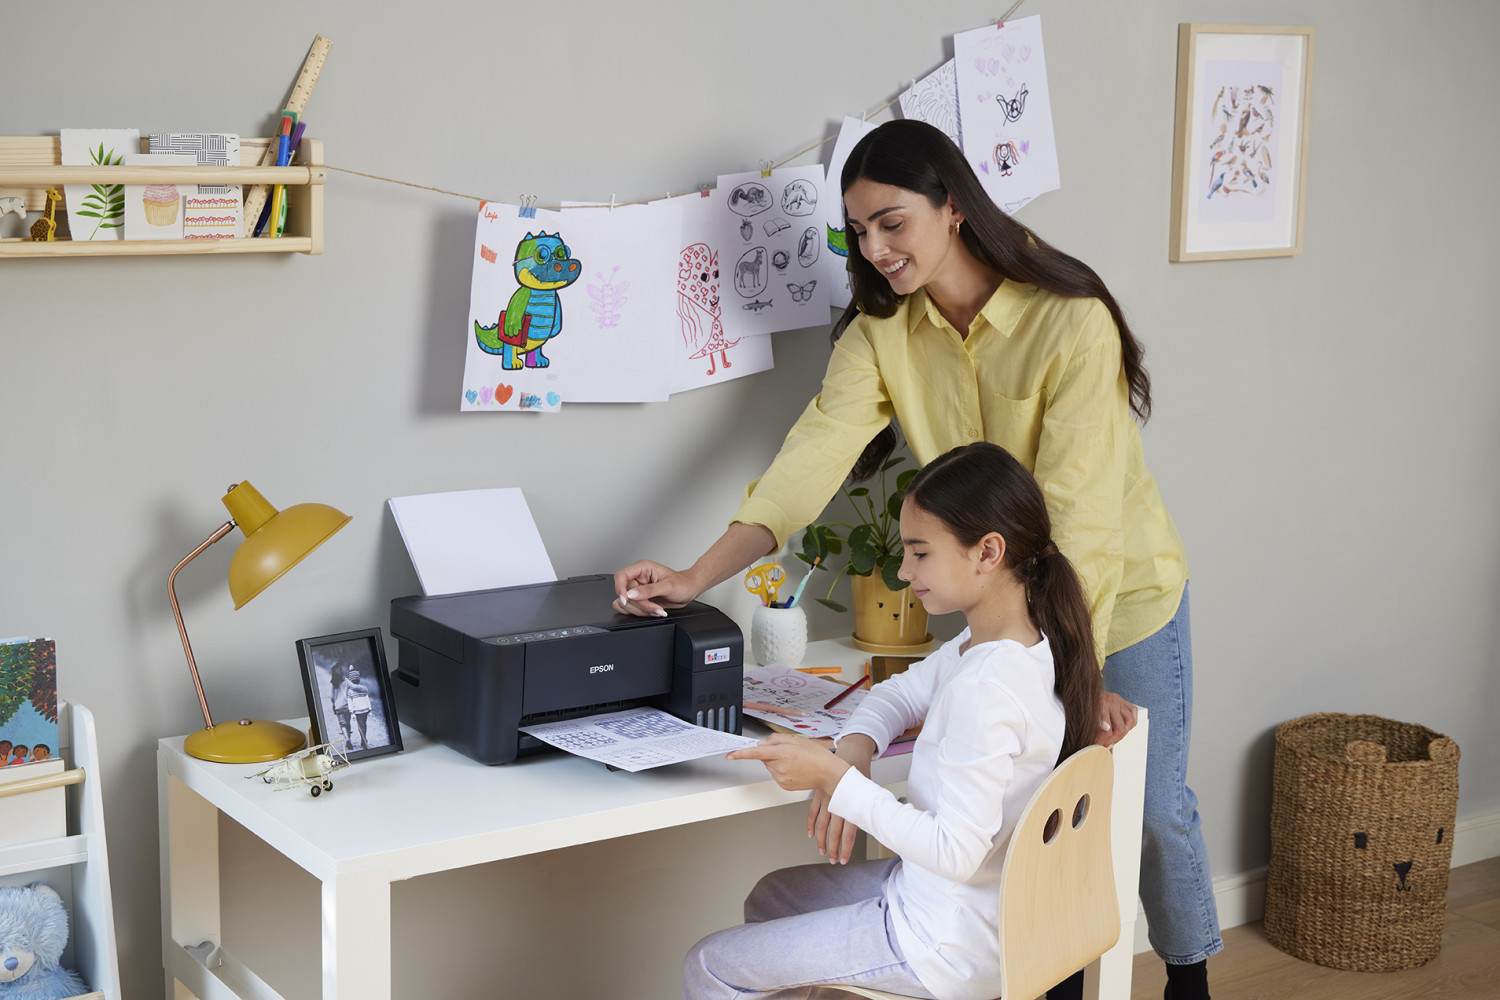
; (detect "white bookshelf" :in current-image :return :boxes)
[0,700,120,1000]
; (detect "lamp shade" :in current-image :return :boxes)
[222,481,352,609]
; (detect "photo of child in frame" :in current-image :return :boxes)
[296,629,403,761]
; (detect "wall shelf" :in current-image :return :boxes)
[0,135,324,257]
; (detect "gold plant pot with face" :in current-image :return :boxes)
[850,573,932,655]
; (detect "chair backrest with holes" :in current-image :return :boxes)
[997,744,1119,1000]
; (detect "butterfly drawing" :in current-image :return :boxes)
[996,84,1028,124]
[787,280,817,302]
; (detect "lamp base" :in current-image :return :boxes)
[184,718,305,763]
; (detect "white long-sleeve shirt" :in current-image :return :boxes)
[829,629,1065,1000]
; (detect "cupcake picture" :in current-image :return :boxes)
[142,184,180,226]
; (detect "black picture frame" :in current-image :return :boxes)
[295,628,403,762]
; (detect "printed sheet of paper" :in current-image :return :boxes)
[151,132,242,239]
[122,152,193,240]
[520,707,759,772]
[819,117,878,309]
[714,165,832,339]
[464,201,680,412]
[1197,64,1283,224]
[60,128,139,241]
[387,487,556,595]
[900,60,963,148]
[954,16,1060,214]
[661,191,774,394]
[742,664,868,739]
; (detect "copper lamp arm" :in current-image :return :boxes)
[168,520,237,730]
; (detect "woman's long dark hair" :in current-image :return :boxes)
[904,442,1101,761]
[836,119,1151,482]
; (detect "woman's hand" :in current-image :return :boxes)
[612,560,699,617]
[806,734,877,864]
[1096,690,1139,748]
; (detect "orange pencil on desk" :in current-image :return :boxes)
[823,672,870,710]
[795,665,842,675]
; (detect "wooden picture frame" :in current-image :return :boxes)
[295,628,403,761]
[1169,24,1314,261]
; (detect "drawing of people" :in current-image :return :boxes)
[30,744,51,762]
[677,243,739,376]
[8,745,29,766]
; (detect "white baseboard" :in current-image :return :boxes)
[1131,808,1500,954]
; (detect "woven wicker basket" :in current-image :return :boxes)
[1264,713,1460,971]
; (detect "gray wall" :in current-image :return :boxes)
[3,2,1498,997]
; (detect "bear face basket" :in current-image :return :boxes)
[1264,713,1460,971]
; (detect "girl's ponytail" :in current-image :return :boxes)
[1025,543,1102,762]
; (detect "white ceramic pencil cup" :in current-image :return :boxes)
[750,605,808,667]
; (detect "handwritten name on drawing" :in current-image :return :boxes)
[519,392,545,409]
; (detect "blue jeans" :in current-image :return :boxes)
[1103,584,1223,964]
[683,858,935,999]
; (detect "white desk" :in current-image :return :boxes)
[157,637,1144,1000]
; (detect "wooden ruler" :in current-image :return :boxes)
[243,33,332,235]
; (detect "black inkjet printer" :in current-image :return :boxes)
[389,574,743,764]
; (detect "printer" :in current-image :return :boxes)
[389,574,743,764]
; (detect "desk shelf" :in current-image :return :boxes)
[0,701,121,1000]
[0,135,324,257]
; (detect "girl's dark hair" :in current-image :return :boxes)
[904,442,1101,761]
[835,119,1151,482]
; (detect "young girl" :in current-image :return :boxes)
[684,442,1101,1000]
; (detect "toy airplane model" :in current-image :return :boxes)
[247,740,350,796]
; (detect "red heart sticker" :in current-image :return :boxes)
[496,383,514,405]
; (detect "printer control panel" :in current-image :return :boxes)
[487,624,606,646]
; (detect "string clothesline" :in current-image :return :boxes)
[323,0,1027,212]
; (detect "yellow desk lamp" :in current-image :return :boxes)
[167,480,351,763]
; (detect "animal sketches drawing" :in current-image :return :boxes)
[475,231,581,369]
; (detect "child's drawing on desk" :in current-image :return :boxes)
[742,664,866,739]
[689,443,1110,1000]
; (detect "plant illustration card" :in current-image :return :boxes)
[899,59,963,148]
[820,116,878,309]
[123,152,194,240]
[464,200,680,411]
[60,128,140,240]
[953,16,1060,214]
[662,192,775,395]
[714,165,832,340]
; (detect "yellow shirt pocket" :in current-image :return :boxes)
[980,389,1046,470]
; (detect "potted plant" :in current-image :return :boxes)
[797,457,931,653]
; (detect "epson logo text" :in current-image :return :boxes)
[590,663,615,674]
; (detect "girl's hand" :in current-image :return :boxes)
[727,733,851,796]
[807,734,877,864]
[1096,690,1139,748]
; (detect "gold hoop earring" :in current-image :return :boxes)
[954,220,963,236]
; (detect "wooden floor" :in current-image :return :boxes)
[1129,857,1500,999]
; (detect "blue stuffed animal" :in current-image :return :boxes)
[0,883,89,1000]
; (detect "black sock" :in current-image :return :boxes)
[1046,968,1084,1000]
[1163,959,1209,1000]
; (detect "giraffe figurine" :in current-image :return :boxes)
[29,187,61,242]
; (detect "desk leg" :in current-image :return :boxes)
[323,867,392,1000]
[160,756,221,999]
[1096,709,1149,1000]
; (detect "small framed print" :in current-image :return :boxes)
[295,628,403,762]
[1169,24,1315,261]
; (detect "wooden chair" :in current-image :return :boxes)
[815,744,1120,1000]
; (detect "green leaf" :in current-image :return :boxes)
[800,527,826,562]
[850,543,877,575]
[895,468,918,492]
[816,598,849,613]
[847,487,869,498]
[886,492,904,520]
[880,457,906,472]
[881,560,908,591]
[75,210,102,219]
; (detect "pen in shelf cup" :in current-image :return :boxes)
[271,113,293,237]
[783,556,820,610]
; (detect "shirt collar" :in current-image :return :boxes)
[907,280,1038,339]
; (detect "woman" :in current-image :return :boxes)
[614,119,1220,1000]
